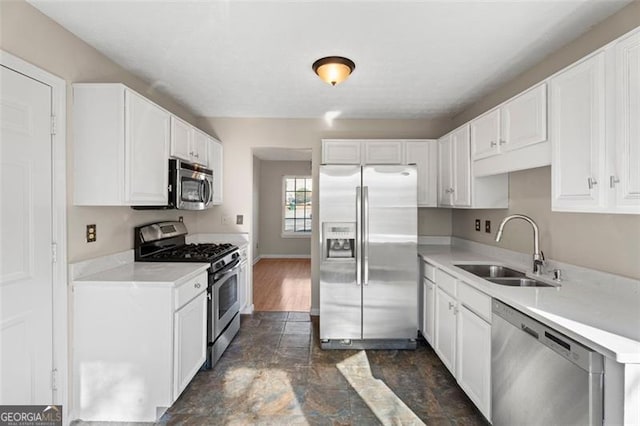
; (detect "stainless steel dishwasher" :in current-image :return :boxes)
[492,300,604,426]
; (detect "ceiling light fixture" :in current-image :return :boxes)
[312,56,355,86]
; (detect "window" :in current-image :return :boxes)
[282,176,312,237]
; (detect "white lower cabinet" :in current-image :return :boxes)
[173,291,207,399]
[73,271,208,422]
[434,286,457,375]
[456,304,491,421]
[237,246,250,313]
[424,263,492,422]
[422,278,435,345]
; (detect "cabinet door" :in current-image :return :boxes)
[457,305,491,421]
[438,135,453,206]
[451,125,472,207]
[170,116,192,162]
[191,129,209,167]
[238,261,248,312]
[470,109,500,160]
[209,138,223,205]
[363,140,403,164]
[422,279,435,345]
[405,140,438,207]
[322,140,361,164]
[501,83,547,152]
[173,291,207,400]
[551,53,606,211]
[434,287,456,375]
[613,30,640,211]
[125,90,170,205]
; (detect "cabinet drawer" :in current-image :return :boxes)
[458,281,492,323]
[423,261,436,282]
[175,272,207,310]
[436,269,457,297]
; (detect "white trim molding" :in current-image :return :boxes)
[1,50,69,422]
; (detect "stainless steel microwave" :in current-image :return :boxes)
[132,159,214,210]
[170,159,214,210]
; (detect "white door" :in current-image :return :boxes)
[170,115,192,162]
[362,140,403,164]
[501,83,547,152]
[173,292,207,400]
[0,65,54,404]
[422,279,435,345]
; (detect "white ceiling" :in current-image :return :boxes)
[29,0,630,119]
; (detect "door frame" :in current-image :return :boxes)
[0,50,68,412]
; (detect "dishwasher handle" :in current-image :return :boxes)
[521,323,539,339]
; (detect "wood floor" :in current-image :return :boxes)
[253,258,311,312]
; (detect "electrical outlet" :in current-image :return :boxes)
[86,224,97,243]
[485,220,491,233]
[178,216,183,223]
[475,219,481,232]
[236,215,244,225]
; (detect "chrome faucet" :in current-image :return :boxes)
[495,214,545,275]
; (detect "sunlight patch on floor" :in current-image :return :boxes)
[336,351,425,426]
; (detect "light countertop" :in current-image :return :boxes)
[418,244,640,364]
[74,262,209,287]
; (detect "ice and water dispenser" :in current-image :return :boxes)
[323,222,356,260]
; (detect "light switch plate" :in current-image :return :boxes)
[485,220,491,233]
[236,215,244,225]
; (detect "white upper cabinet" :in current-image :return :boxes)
[208,137,224,205]
[405,140,438,207]
[451,126,472,207]
[322,139,403,165]
[551,53,606,211]
[471,83,549,177]
[471,108,500,160]
[501,83,547,152]
[170,116,209,167]
[322,140,362,164]
[613,30,640,211]
[191,129,209,167]
[363,140,404,164]
[73,84,169,206]
[439,125,508,209]
[170,116,192,161]
[552,28,639,214]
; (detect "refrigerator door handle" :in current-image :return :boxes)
[363,186,369,285]
[356,186,362,286]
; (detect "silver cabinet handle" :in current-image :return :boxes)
[448,302,455,310]
[610,176,620,188]
[587,177,598,189]
[450,188,455,193]
[499,139,506,145]
[490,141,497,147]
[194,283,201,289]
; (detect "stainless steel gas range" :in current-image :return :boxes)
[134,221,241,368]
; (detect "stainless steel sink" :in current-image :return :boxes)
[454,264,526,278]
[486,277,553,288]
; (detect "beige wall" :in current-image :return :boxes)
[258,160,312,257]
[448,2,640,280]
[452,167,640,280]
[0,0,202,262]
[419,208,452,236]
[195,117,452,312]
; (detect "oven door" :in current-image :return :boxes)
[176,168,213,210]
[212,261,241,339]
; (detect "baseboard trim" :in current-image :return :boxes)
[257,254,311,260]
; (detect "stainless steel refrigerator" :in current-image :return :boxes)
[319,164,417,349]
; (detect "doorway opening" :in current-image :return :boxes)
[251,148,312,312]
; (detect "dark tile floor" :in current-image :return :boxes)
[159,312,487,426]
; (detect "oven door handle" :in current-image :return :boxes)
[213,258,241,280]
